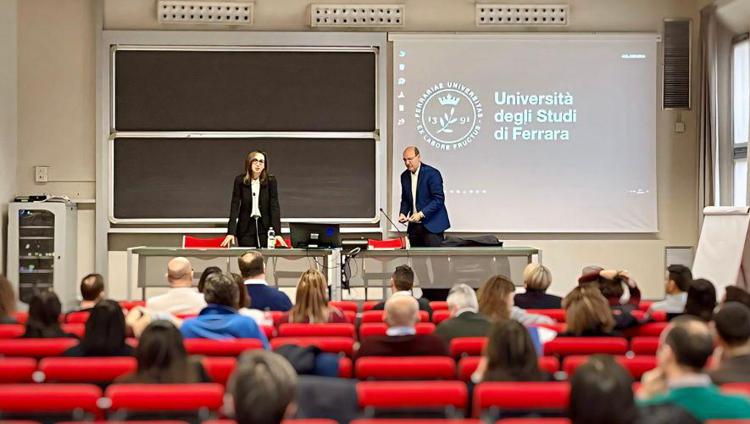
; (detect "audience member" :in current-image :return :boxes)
[648,265,692,314]
[570,355,699,424]
[709,302,750,384]
[514,263,561,309]
[478,275,553,325]
[579,269,643,330]
[180,272,270,348]
[239,252,292,311]
[562,285,617,337]
[684,278,716,322]
[280,269,346,324]
[23,291,76,338]
[435,283,490,343]
[0,275,17,324]
[229,350,298,424]
[638,316,750,421]
[472,319,546,383]
[116,320,209,383]
[231,273,266,326]
[146,257,206,315]
[63,299,133,357]
[373,265,433,318]
[356,295,448,358]
[198,266,222,293]
[724,286,750,308]
[77,273,105,311]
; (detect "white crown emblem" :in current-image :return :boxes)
[438,94,460,106]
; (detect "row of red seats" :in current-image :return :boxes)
[4,419,740,424]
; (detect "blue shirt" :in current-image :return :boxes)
[245,279,293,311]
[180,304,270,349]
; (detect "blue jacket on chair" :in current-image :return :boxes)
[400,163,450,234]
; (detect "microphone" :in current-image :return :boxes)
[379,208,409,251]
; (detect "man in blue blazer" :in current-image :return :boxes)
[399,146,450,247]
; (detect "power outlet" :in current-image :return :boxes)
[34,166,49,183]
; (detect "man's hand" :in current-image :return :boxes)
[220,235,236,247]
[408,211,424,223]
[638,368,668,400]
[398,213,408,223]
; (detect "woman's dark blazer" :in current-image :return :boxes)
[227,174,281,239]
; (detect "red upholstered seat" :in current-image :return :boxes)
[535,322,567,333]
[118,300,146,310]
[0,358,37,383]
[367,238,404,249]
[65,311,90,324]
[722,383,750,397]
[457,356,560,382]
[432,310,451,325]
[61,323,85,338]
[271,337,354,357]
[338,357,353,378]
[496,419,571,424]
[262,325,275,339]
[526,309,566,322]
[450,337,487,358]
[543,337,628,356]
[183,338,264,356]
[361,310,430,323]
[0,384,102,417]
[363,301,380,311]
[630,337,660,355]
[13,311,28,324]
[205,420,341,424]
[0,324,25,338]
[562,355,656,379]
[278,323,356,338]
[624,322,668,338]
[39,357,137,383]
[0,338,78,357]
[473,382,570,418]
[351,420,480,424]
[359,322,436,340]
[356,356,456,380]
[430,301,449,311]
[182,235,226,248]
[357,381,467,413]
[638,301,654,312]
[201,357,236,386]
[106,383,224,415]
[329,301,358,313]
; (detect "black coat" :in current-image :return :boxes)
[227,174,281,243]
[434,311,492,343]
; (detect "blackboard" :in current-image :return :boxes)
[113,138,376,220]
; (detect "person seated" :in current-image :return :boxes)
[116,320,209,383]
[471,319,548,383]
[146,257,206,315]
[180,272,270,348]
[579,269,643,330]
[685,278,716,322]
[0,275,17,324]
[74,273,105,312]
[724,286,750,308]
[198,266,222,293]
[229,350,298,424]
[373,265,432,318]
[63,299,133,357]
[514,263,561,309]
[648,265,692,315]
[279,269,346,324]
[22,291,77,338]
[561,285,618,337]
[570,355,699,424]
[638,316,750,421]
[709,302,750,384]
[239,252,292,312]
[435,283,490,343]
[356,295,448,358]
[230,273,267,326]
[478,275,553,325]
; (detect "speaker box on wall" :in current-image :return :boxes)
[663,19,692,110]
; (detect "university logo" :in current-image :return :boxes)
[415,82,483,150]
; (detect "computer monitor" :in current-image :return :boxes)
[290,223,342,248]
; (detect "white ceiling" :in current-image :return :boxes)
[715,0,750,34]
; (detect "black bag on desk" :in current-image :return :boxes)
[441,235,503,247]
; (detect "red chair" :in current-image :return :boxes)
[278,323,356,338]
[339,357,353,378]
[13,311,28,324]
[526,309,566,322]
[625,322,669,338]
[330,301,358,313]
[61,323,85,338]
[0,324,25,338]
[543,337,629,357]
[630,337,660,355]
[343,310,357,323]
[430,301,449,311]
[0,358,37,383]
[352,420,480,424]
[535,322,567,333]
[359,322,436,340]
[450,337,487,358]
[367,238,405,249]
[457,356,560,381]
[182,235,226,248]
[361,310,429,323]
[356,356,456,380]
[262,325,275,339]
[562,355,657,379]
[497,419,571,424]
[65,311,90,324]
[38,357,136,383]
[638,301,654,312]
[0,338,78,357]
[183,339,264,356]
[473,382,569,418]
[357,381,467,417]
[432,310,451,325]
[105,383,224,419]
[0,384,102,419]
[118,300,146,310]
[271,337,355,357]
[201,357,236,386]
[722,383,750,397]
[362,301,380,311]
[206,420,341,424]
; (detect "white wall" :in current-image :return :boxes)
[14,0,728,300]
[0,0,17,275]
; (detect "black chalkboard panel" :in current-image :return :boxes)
[113,138,376,220]
[114,50,376,132]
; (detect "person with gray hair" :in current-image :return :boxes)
[180,272,269,348]
[229,350,298,424]
[146,257,206,315]
[435,283,491,343]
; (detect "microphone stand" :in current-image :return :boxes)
[252,215,261,248]
[379,208,410,259]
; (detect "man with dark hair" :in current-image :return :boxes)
[638,316,750,421]
[372,265,432,318]
[180,272,269,347]
[239,252,292,311]
[229,350,298,424]
[709,302,750,384]
[649,264,692,314]
[79,273,105,310]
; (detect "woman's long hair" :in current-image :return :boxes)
[685,278,717,322]
[243,150,268,185]
[132,321,199,383]
[563,286,615,336]
[478,275,515,321]
[24,290,65,338]
[289,269,330,323]
[80,299,128,355]
[483,320,544,382]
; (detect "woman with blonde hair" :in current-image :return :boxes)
[562,285,617,337]
[478,275,553,325]
[514,263,562,309]
[280,269,346,324]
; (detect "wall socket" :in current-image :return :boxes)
[34,166,49,183]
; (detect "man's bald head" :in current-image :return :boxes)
[167,257,193,288]
[660,316,714,372]
[402,146,422,173]
[384,294,419,328]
